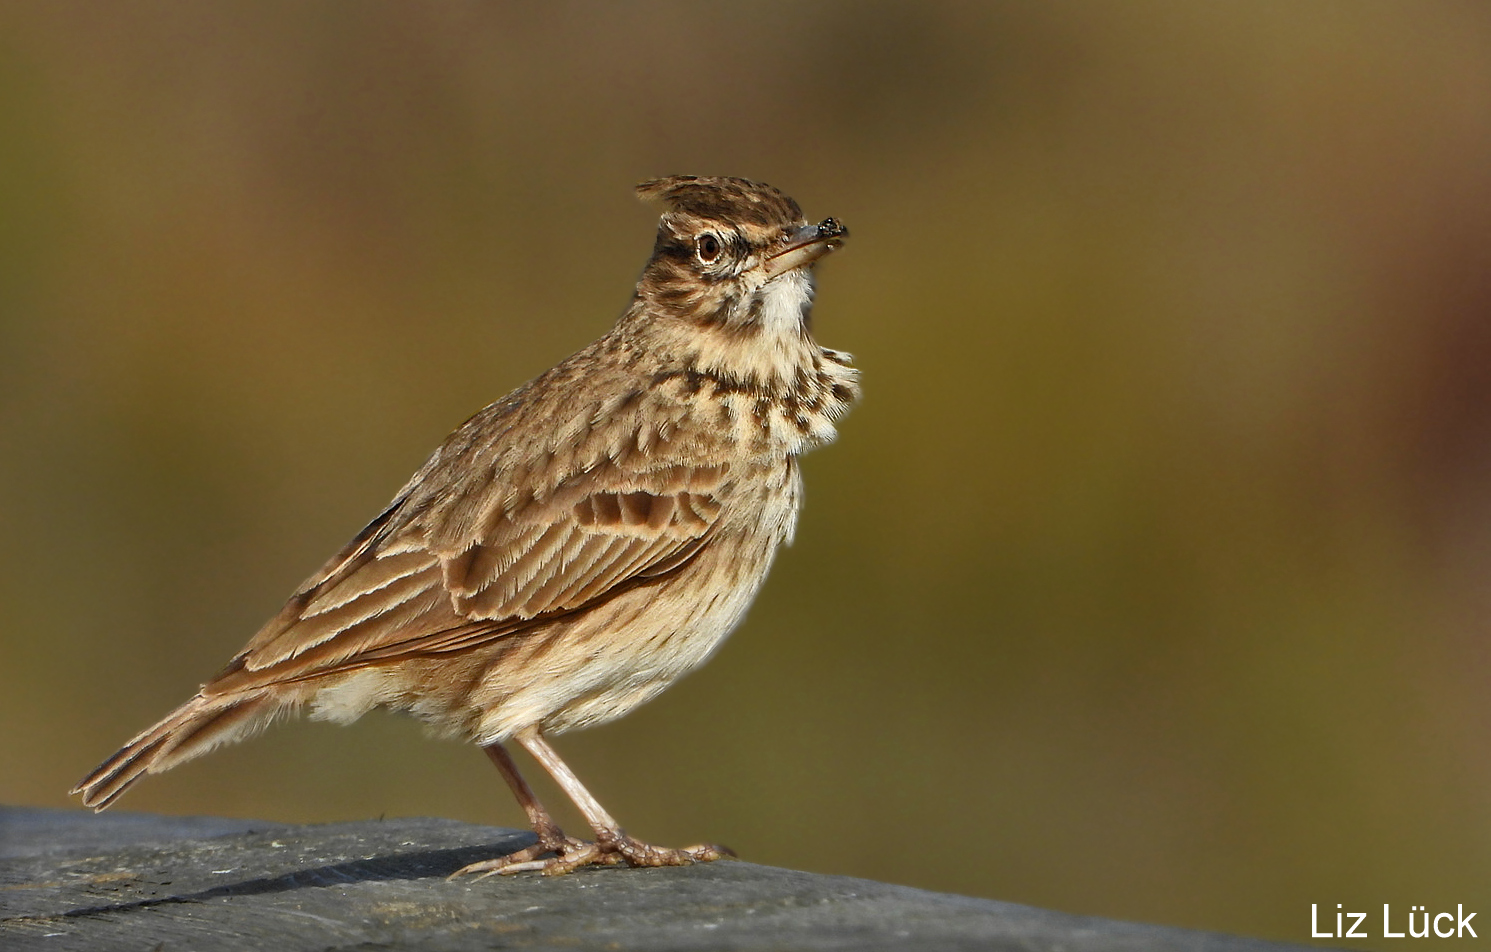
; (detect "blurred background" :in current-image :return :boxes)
[2,2,1490,946]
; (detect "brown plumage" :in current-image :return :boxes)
[72,175,858,875]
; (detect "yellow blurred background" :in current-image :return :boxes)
[3,2,1490,945]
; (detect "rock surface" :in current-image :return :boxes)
[0,806,1320,951]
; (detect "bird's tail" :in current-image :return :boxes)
[71,692,288,810]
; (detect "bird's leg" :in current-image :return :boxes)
[448,742,593,879]
[514,728,732,875]
[483,742,572,847]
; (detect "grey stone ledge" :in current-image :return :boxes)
[0,806,1325,951]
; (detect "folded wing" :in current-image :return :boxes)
[208,458,726,693]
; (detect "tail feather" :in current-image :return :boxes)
[71,693,288,811]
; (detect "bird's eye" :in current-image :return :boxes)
[696,233,722,263]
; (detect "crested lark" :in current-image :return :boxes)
[72,175,859,876]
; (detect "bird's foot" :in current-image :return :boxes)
[448,829,597,881]
[449,829,733,878]
[593,829,734,871]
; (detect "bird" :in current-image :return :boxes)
[72,174,859,876]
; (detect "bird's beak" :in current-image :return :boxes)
[760,218,849,279]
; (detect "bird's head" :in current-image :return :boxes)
[634,175,848,337]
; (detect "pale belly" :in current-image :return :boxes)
[471,460,803,739]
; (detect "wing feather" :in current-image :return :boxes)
[279,576,450,671]
[302,550,439,616]
[567,534,677,605]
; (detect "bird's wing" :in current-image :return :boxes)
[213,455,727,689]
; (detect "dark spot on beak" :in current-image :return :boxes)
[816,218,847,239]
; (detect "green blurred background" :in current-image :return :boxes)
[3,2,1490,945]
